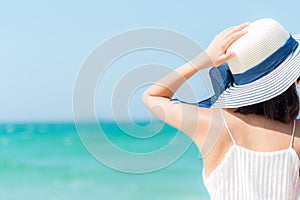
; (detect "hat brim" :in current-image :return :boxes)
[212,35,300,108]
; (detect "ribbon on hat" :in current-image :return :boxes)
[170,63,233,108]
[170,35,298,108]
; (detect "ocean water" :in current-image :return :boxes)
[0,122,210,200]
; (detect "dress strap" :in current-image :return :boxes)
[220,109,236,145]
[289,120,296,148]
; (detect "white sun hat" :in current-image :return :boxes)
[213,18,300,108]
[171,18,300,108]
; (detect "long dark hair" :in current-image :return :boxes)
[234,78,300,123]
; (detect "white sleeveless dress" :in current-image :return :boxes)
[202,117,300,200]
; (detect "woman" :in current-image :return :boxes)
[143,18,300,199]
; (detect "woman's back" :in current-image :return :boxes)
[142,18,300,199]
[202,110,300,200]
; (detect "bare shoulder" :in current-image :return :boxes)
[292,120,300,158]
[223,110,300,154]
[294,119,300,138]
[172,103,216,145]
[162,103,225,150]
[143,94,221,147]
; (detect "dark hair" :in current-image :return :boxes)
[234,78,300,123]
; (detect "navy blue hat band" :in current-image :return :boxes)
[233,35,298,85]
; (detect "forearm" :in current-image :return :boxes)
[143,51,212,99]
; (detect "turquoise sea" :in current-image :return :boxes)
[0,122,210,200]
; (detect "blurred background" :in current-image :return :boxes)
[1,0,300,199]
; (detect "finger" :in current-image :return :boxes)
[224,28,248,49]
[222,26,236,34]
[216,52,236,65]
[226,51,236,59]
[235,22,250,32]
[222,22,249,37]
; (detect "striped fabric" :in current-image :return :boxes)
[202,118,300,199]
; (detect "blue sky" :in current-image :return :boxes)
[1,0,300,122]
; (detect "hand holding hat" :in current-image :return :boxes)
[205,22,249,67]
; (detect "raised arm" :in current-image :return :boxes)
[142,23,249,144]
